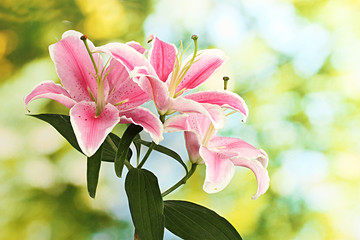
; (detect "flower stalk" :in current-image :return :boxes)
[162,163,198,197]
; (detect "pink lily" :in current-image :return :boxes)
[165,113,269,200]
[25,30,163,157]
[96,35,248,126]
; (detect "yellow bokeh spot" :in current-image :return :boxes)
[76,0,128,40]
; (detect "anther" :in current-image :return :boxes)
[147,34,155,43]
[80,35,88,41]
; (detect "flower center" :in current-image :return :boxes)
[168,35,199,98]
[81,35,111,117]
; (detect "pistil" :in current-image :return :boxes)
[202,123,215,146]
[168,35,199,97]
[81,35,106,117]
[223,76,229,90]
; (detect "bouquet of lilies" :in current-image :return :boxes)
[25,30,270,240]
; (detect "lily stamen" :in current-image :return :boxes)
[168,35,199,97]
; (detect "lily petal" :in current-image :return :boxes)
[94,43,157,76]
[131,71,171,115]
[185,131,203,164]
[106,59,149,111]
[163,114,190,132]
[185,90,249,122]
[210,136,269,168]
[49,30,101,102]
[231,157,270,200]
[175,49,226,94]
[119,107,164,144]
[170,98,225,129]
[148,36,177,82]
[126,41,146,54]
[165,112,212,139]
[164,114,203,164]
[70,102,120,157]
[200,146,235,193]
[25,80,77,110]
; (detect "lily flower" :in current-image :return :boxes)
[96,35,248,126]
[25,30,163,157]
[164,112,269,200]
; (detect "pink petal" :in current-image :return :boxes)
[164,114,203,164]
[131,71,171,115]
[185,90,249,122]
[185,131,203,164]
[126,41,146,54]
[94,43,157,76]
[231,157,270,200]
[165,112,212,139]
[148,36,177,82]
[170,98,225,129]
[25,80,77,110]
[209,136,269,199]
[175,49,226,94]
[70,102,120,157]
[163,114,190,132]
[49,30,102,102]
[210,136,269,168]
[106,59,149,111]
[119,107,164,144]
[200,146,235,193]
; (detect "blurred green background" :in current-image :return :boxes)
[1,0,360,239]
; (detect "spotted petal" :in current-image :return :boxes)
[210,136,269,168]
[126,41,146,54]
[70,102,120,157]
[175,49,226,94]
[231,157,270,200]
[94,43,157,76]
[148,36,177,82]
[106,59,149,111]
[49,30,102,102]
[131,70,171,115]
[25,80,77,110]
[119,107,164,144]
[185,90,249,122]
[210,136,269,199]
[170,98,225,129]
[200,146,235,193]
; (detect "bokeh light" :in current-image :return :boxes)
[1,0,360,239]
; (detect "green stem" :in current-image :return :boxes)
[160,114,166,123]
[138,141,156,168]
[162,163,197,197]
[105,136,133,170]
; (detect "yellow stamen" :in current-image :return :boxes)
[115,99,129,106]
[226,110,236,117]
[168,35,199,97]
[202,123,215,146]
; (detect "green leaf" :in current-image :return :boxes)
[87,145,102,198]
[125,168,164,240]
[134,139,188,175]
[114,124,142,178]
[164,200,242,240]
[29,114,130,162]
[102,133,133,163]
[133,134,142,163]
